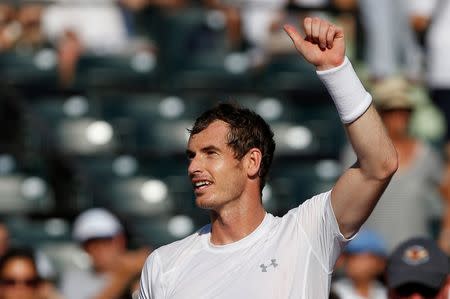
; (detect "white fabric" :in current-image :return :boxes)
[42,3,129,55]
[408,0,450,87]
[359,0,423,80]
[226,0,287,48]
[408,0,438,17]
[316,57,372,124]
[60,269,109,299]
[332,278,387,299]
[424,0,450,88]
[138,191,351,299]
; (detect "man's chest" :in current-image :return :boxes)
[165,235,309,299]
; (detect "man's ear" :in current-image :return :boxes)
[245,148,262,178]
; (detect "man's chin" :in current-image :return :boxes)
[195,197,216,210]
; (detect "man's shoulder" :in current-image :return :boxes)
[154,223,210,261]
[284,190,332,217]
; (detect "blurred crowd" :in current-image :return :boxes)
[1,0,450,298]
[0,209,149,299]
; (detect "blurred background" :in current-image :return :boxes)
[0,0,448,296]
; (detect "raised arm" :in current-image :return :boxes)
[284,17,398,238]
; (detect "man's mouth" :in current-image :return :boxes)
[193,180,212,192]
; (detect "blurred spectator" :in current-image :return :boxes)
[0,248,41,299]
[203,0,243,49]
[0,2,47,52]
[35,250,65,299]
[41,0,161,86]
[60,208,149,299]
[203,0,290,61]
[0,3,18,52]
[0,222,9,258]
[16,3,47,52]
[332,229,388,299]
[386,237,449,299]
[358,0,423,82]
[408,0,450,94]
[409,3,450,249]
[341,77,448,252]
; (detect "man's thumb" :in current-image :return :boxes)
[283,24,307,54]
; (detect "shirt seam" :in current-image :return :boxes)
[296,192,335,275]
[154,251,167,298]
[298,224,333,275]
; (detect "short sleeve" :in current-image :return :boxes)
[138,251,164,299]
[296,191,352,271]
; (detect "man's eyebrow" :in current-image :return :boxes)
[185,146,221,157]
[201,145,221,153]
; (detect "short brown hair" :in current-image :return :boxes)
[190,103,276,192]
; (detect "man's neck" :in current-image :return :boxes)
[209,199,266,246]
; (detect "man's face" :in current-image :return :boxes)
[345,253,385,282]
[380,109,411,138]
[187,120,248,212]
[0,257,39,299]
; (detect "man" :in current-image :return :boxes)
[139,17,398,298]
[61,208,149,299]
[387,237,449,299]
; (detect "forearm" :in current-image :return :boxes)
[284,18,398,235]
[317,58,397,179]
[318,58,397,237]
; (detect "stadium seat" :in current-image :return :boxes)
[0,49,58,87]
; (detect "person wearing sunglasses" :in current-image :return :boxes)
[387,237,449,299]
[0,247,41,299]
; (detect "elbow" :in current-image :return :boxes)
[374,150,398,181]
[362,149,398,181]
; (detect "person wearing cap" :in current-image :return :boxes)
[332,229,388,299]
[60,208,149,299]
[387,237,449,299]
[341,77,449,253]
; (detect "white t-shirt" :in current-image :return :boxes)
[138,191,350,299]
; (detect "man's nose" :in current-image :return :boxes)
[188,156,201,176]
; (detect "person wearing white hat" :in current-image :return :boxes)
[60,208,149,299]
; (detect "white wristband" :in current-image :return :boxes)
[316,57,372,124]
